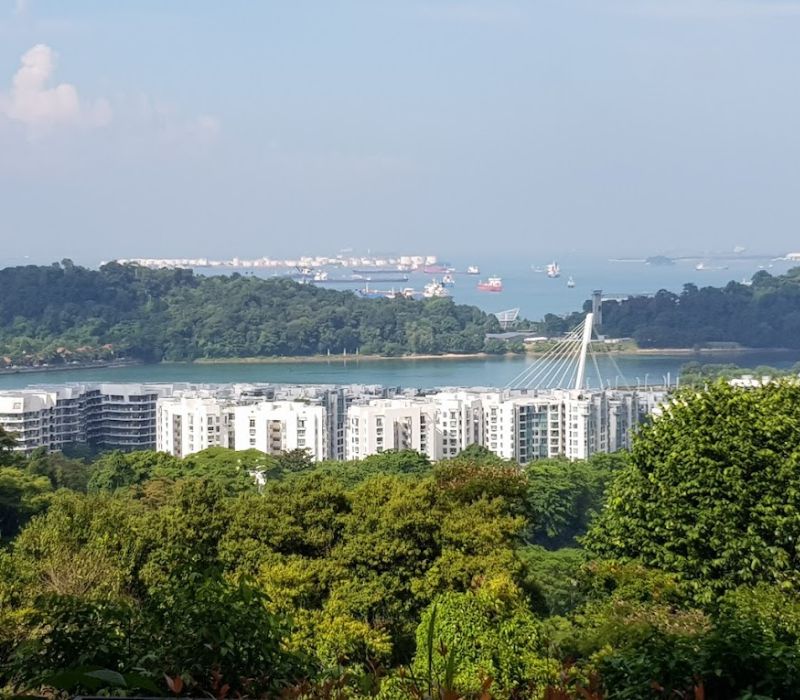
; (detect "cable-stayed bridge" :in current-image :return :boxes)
[505,313,640,391]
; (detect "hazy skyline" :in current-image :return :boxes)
[1,0,799,266]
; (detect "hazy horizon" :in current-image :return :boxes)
[2,0,799,266]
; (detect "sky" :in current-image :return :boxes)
[1,0,799,266]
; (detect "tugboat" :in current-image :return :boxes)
[477,276,503,292]
[546,262,560,278]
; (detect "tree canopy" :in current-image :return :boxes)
[0,261,504,365]
[586,380,800,601]
[3,385,800,697]
[596,269,800,348]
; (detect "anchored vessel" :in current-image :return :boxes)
[546,262,560,278]
[423,280,449,298]
[477,276,503,292]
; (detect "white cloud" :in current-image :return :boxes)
[0,44,220,149]
[621,0,800,19]
[0,43,112,131]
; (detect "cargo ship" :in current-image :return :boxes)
[352,268,405,275]
[423,264,454,274]
[477,276,503,292]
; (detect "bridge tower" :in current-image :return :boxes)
[591,290,603,329]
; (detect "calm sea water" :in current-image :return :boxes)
[1,350,798,391]
[216,252,796,321]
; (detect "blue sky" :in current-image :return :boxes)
[1,0,799,265]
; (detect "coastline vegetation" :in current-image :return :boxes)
[3,381,800,697]
[593,267,800,348]
[0,261,507,368]
[5,262,800,370]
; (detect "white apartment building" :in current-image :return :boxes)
[1,382,659,464]
[156,396,236,457]
[0,388,81,453]
[344,389,644,464]
[0,384,162,454]
[234,401,328,460]
[429,392,484,459]
[478,390,637,463]
[346,399,437,460]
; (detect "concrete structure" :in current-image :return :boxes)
[0,384,161,453]
[234,401,328,461]
[0,381,662,464]
[346,399,437,460]
[156,396,236,457]
[346,388,645,464]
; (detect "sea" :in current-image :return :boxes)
[198,251,794,321]
[2,253,798,391]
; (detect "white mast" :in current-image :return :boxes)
[574,312,594,390]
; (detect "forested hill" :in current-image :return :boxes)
[597,268,800,348]
[0,261,502,365]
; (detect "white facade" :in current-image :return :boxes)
[234,401,328,460]
[0,390,77,453]
[346,400,437,460]
[0,382,660,464]
[156,396,236,457]
[430,392,484,459]
[0,384,163,453]
[345,389,645,464]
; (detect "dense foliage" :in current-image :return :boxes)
[678,360,800,386]
[586,381,800,600]
[5,382,800,697]
[0,261,503,366]
[597,268,800,348]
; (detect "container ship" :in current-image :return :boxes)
[477,276,503,292]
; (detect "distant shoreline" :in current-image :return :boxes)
[190,345,799,365]
[0,359,143,376]
[2,345,796,378]
[189,352,504,365]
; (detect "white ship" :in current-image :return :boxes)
[546,262,560,278]
[567,276,575,288]
[442,273,455,286]
[423,280,449,298]
[466,265,480,275]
